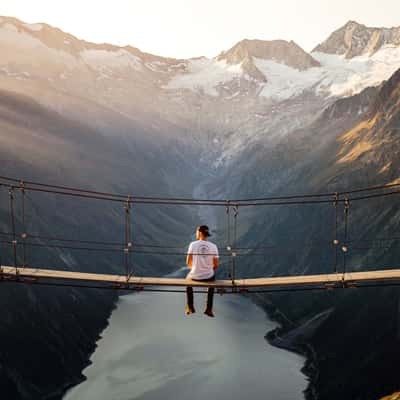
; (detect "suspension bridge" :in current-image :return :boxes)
[1,174,400,294]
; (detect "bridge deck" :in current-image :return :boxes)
[1,266,400,290]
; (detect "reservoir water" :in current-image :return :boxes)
[64,283,307,400]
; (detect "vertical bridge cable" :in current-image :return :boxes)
[124,197,132,280]
[226,201,231,251]
[231,204,239,287]
[128,199,133,279]
[342,198,350,284]
[20,181,27,268]
[9,187,18,275]
[225,201,232,283]
[333,192,339,273]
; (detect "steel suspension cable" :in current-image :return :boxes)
[2,179,400,206]
[4,228,399,252]
[0,239,320,258]
[1,174,400,205]
[0,175,225,203]
[337,182,400,196]
[0,176,226,204]
[230,182,400,203]
[0,240,322,257]
[0,230,188,249]
[0,230,341,253]
[0,239,236,256]
[349,189,400,203]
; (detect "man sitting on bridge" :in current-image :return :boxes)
[186,225,219,317]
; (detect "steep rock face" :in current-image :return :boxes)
[217,39,320,82]
[0,89,200,399]
[380,393,400,400]
[330,68,400,185]
[0,15,182,65]
[314,20,400,58]
[218,39,320,70]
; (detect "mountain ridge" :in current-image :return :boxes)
[3,15,400,63]
[313,19,400,58]
[217,38,320,81]
[2,15,400,101]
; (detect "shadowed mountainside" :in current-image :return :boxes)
[231,69,400,400]
[0,89,202,399]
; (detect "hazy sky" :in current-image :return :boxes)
[1,0,399,58]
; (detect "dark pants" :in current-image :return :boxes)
[186,274,215,311]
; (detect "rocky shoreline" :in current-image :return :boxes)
[255,289,400,400]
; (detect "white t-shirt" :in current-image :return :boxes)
[187,240,219,280]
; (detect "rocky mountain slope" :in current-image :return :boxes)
[234,68,400,400]
[0,88,200,399]
[1,15,400,399]
[296,68,400,400]
[381,393,400,400]
[314,20,400,58]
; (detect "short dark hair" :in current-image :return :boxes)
[197,225,211,237]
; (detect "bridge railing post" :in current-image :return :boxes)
[8,186,18,276]
[124,197,132,281]
[342,198,350,283]
[231,204,239,287]
[19,181,27,268]
[332,192,339,274]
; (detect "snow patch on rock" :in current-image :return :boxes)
[165,45,400,100]
[0,24,47,50]
[0,24,80,71]
[3,23,18,32]
[254,58,321,100]
[80,49,142,71]
[23,23,43,32]
[165,58,243,96]
[318,46,400,97]
[145,61,168,73]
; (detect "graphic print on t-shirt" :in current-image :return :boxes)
[199,244,209,255]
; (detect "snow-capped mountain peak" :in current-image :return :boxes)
[313,20,400,58]
[218,39,320,69]
[2,15,400,105]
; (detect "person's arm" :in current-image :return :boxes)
[186,254,193,269]
[213,245,219,270]
[186,243,193,269]
[213,257,219,270]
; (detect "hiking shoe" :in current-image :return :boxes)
[204,309,214,318]
[185,305,195,315]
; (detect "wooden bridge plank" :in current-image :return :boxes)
[1,266,400,289]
